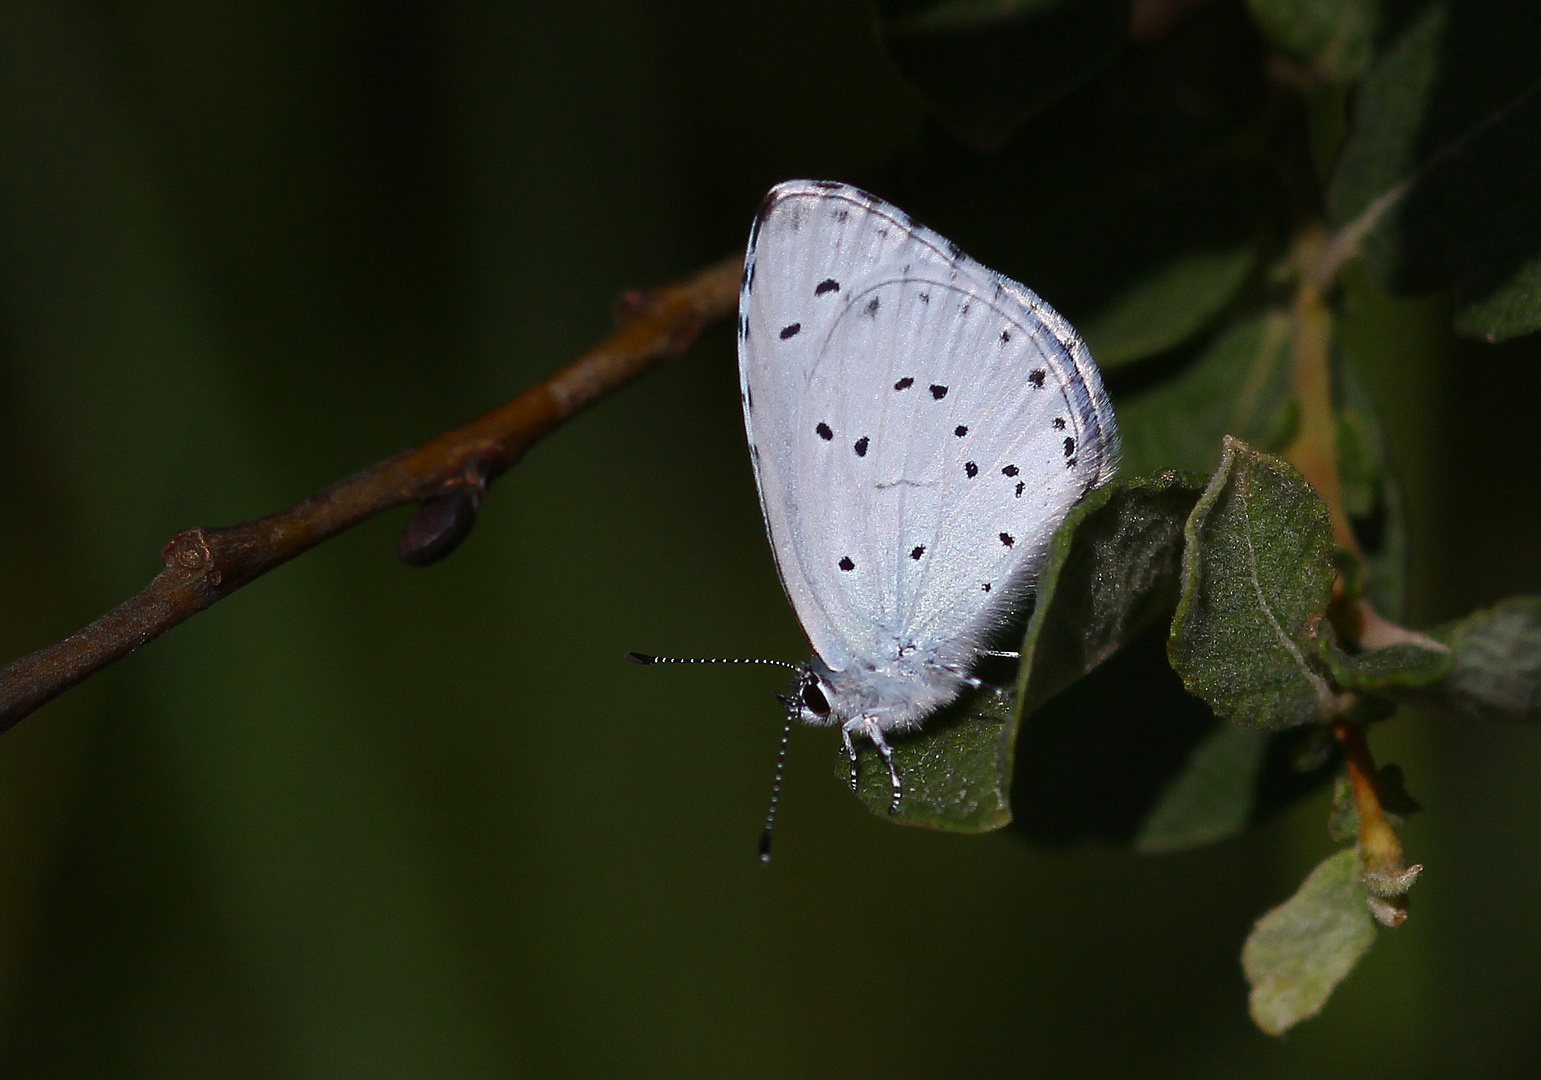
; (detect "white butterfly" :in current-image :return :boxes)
[738,180,1119,811]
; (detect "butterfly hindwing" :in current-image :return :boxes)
[739,180,1117,680]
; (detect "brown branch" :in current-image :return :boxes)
[1334,721,1422,926]
[0,253,744,732]
[1282,226,1359,558]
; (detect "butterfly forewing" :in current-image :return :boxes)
[739,181,1117,678]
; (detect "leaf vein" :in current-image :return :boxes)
[1239,467,1330,711]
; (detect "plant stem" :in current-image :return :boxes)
[1335,720,1422,925]
[1283,226,1359,557]
[0,253,743,732]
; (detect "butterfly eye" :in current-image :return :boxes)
[801,681,831,717]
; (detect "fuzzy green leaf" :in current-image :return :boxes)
[1015,474,1203,718]
[1243,847,1377,1035]
[853,475,1201,831]
[1168,438,1338,728]
[1320,639,1450,692]
[1010,473,1334,852]
[1115,313,1295,479]
[1327,2,1541,342]
[851,687,1015,832]
[1078,247,1259,367]
[1245,0,1380,81]
[1012,623,1337,849]
[1424,597,1541,723]
[1132,722,1270,853]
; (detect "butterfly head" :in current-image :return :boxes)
[779,664,834,725]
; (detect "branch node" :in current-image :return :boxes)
[164,528,218,582]
[399,485,484,568]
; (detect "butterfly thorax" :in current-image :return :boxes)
[796,651,969,734]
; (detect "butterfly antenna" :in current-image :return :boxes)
[628,651,804,861]
[626,652,800,673]
[758,705,797,863]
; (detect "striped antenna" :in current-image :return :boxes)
[626,652,800,673]
[758,707,796,862]
[627,650,803,861]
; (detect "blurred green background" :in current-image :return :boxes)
[1,1,1539,1076]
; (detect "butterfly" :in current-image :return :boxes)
[736,180,1119,814]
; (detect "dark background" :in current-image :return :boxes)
[0,1,1538,1075]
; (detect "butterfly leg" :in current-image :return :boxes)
[841,726,860,793]
[866,726,903,815]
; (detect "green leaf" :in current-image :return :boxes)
[1009,472,1333,851]
[1424,597,1541,722]
[1245,0,1380,81]
[1078,246,1259,367]
[1012,621,1221,846]
[876,0,1133,151]
[1132,722,1270,853]
[1115,313,1295,479]
[853,474,1202,832]
[1455,256,1541,341]
[1168,437,1338,728]
[1320,638,1450,692]
[1335,407,1378,518]
[1327,774,1359,842]
[1327,2,1541,342]
[904,4,1272,368]
[1011,622,1338,848]
[1015,474,1204,718]
[851,687,1015,832]
[1242,847,1377,1035]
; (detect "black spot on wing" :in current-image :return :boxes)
[1053,417,1066,429]
[854,436,869,457]
[965,461,978,479]
[779,323,801,340]
[838,556,855,572]
[1015,481,1025,498]
[864,296,881,317]
[918,292,931,305]
[954,425,968,437]
[894,377,914,391]
[982,582,992,593]
[929,384,948,399]
[1002,464,1019,477]
[1000,330,1011,343]
[815,278,840,296]
[1064,437,1076,457]
[1000,532,1015,548]
[910,545,925,561]
[1029,370,1046,388]
[816,422,833,441]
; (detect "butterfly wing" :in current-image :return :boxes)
[738,180,1118,677]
